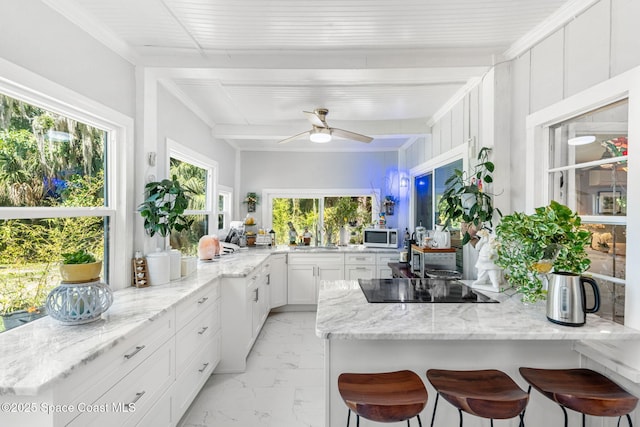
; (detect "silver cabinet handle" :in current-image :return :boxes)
[355,257,366,261]
[198,326,209,335]
[124,345,145,360]
[253,288,259,302]
[266,273,271,285]
[355,267,367,270]
[197,297,209,304]
[130,391,145,405]
[198,362,210,373]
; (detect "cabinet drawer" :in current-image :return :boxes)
[176,281,219,331]
[173,333,220,422]
[68,336,175,427]
[345,253,376,264]
[175,300,220,374]
[135,385,172,427]
[59,311,174,425]
[376,252,399,264]
[288,253,344,265]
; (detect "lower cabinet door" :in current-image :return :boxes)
[135,386,172,427]
[287,264,316,304]
[173,333,220,423]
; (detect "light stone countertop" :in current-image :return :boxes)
[0,245,397,396]
[315,279,640,341]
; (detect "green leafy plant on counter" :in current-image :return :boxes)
[61,249,96,264]
[495,201,592,303]
[138,176,193,238]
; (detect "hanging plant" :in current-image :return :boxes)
[244,192,259,212]
[138,176,192,237]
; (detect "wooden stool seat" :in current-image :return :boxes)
[338,370,428,424]
[519,367,638,418]
[427,369,529,422]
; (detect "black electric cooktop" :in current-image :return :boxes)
[358,278,499,303]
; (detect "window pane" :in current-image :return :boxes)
[323,196,372,245]
[272,198,319,246]
[414,173,433,230]
[170,214,208,256]
[0,217,105,332]
[594,278,625,325]
[583,223,626,280]
[0,93,106,208]
[435,159,463,227]
[169,158,207,211]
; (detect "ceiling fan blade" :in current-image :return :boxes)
[331,128,374,143]
[303,110,327,128]
[278,130,311,144]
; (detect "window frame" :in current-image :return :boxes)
[525,66,640,329]
[0,58,133,291]
[218,185,233,232]
[166,138,218,238]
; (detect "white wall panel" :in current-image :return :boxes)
[440,111,453,153]
[564,0,611,97]
[432,121,442,157]
[451,100,464,149]
[469,87,480,145]
[510,52,531,213]
[424,134,433,162]
[611,0,640,76]
[530,29,564,113]
[0,2,135,117]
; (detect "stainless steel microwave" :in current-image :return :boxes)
[363,228,398,248]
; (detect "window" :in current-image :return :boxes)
[167,139,217,256]
[218,186,233,231]
[267,190,376,246]
[547,99,628,324]
[0,92,112,332]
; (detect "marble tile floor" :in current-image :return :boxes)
[178,311,325,427]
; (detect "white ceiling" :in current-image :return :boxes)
[45,0,581,151]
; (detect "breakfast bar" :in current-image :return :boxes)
[316,279,640,426]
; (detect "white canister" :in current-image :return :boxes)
[146,248,170,286]
[168,249,182,281]
[431,225,451,249]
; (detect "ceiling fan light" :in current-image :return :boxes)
[310,131,332,143]
[568,135,596,146]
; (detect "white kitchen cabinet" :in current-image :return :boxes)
[217,260,271,373]
[376,252,398,278]
[345,253,376,281]
[287,253,344,304]
[268,253,288,308]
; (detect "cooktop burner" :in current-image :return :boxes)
[358,278,499,303]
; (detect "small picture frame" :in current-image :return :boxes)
[597,191,623,215]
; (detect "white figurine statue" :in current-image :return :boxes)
[472,228,503,292]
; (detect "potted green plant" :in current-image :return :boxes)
[138,176,192,238]
[59,249,102,282]
[439,147,501,245]
[494,201,592,303]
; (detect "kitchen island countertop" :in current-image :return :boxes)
[315,279,640,341]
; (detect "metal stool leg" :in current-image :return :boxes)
[560,406,569,427]
[346,409,350,427]
[430,393,440,427]
[356,414,360,427]
[519,412,525,427]
[416,414,423,427]
[458,408,463,427]
[582,412,585,427]
[490,419,494,427]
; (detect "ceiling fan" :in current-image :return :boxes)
[278,108,374,144]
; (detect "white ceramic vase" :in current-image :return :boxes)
[432,225,451,249]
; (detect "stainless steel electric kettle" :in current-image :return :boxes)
[546,272,600,326]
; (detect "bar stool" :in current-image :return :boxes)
[338,370,428,426]
[519,367,638,427]
[426,369,529,427]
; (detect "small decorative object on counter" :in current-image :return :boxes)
[146,248,170,285]
[198,235,220,260]
[168,248,181,280]
[303,227,312,246]
[471,229,503,292]
[339,225,349,246]
[132,251,149,288]
[47,250,113,325]
[288,221,298,245]
[269,229,276,246]
[181,256,197,277]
